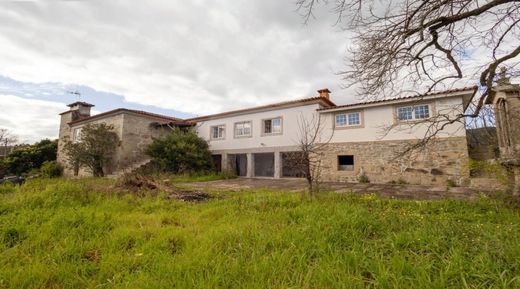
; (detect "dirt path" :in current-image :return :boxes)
[180,178,486,200]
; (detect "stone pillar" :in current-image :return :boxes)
[246,153,253,178]
[221,153,229,172]
[274,151,281,179]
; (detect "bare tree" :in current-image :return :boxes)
[297,0,519,138]
[0,128,18,157]
[286,113,334,196]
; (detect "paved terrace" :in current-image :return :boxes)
[181,178,489,200]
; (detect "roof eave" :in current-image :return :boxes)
[188,97,334,122]
[68,109,184,126]
[318,88,476,113]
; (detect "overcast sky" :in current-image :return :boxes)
[0,0,357,143]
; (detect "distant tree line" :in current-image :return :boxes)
[0,139,58,178]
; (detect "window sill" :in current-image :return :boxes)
[261,132,283,137]
[334,124,364,130]
[233,135,252,139]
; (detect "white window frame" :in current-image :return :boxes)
[335,112,362,127]
[234,121,252,138]
[262,117,283,136]
[210,125,225,140]
[397,104,431,121]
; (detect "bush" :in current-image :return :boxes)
[358,172,370,183]
[3,139,57,176]
[146,128,214,174]
[446,179,458,188]
[40,161,63,178]
[0,159,7,179]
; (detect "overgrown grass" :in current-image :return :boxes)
[0,178,519,288]
[168,171,237,183]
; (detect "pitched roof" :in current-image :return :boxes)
[187,96,336,121]
[68,108,190,126]
[318,86,477,112]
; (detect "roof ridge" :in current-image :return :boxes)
[187,96,335,121]
[318,86,477,111]
[68,108,186,125]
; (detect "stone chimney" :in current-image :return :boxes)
[57,101,94,177]
[66,101,94,121]
[318,88,331,100]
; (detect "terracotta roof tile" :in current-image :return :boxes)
[187,96,336,121]
[317,86,477,111]
[68,108,190,126]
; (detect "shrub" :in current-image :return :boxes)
[3,139,57,176]
[40,161,63,178]
[358,172,370,183]
[0,159,7,179]
[146,128,214,174]
[446,179,458,188]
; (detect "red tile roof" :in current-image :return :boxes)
[187,96,336,121]
[317,86,477,111]
[68,108,190,125]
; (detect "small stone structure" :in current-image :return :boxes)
[486,75,520,194]
[57,102,190,177]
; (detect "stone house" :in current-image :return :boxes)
[57,87,482,185]
[57,102,191,177]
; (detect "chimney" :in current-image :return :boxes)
[67,101,94,121]
[318,88,331,100]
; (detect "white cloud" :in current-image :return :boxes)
[0,95,65,143]
[0,0,352,117]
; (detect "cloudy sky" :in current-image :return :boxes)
[0,0,356,143]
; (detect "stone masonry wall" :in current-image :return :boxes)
[59,113,172,178]
[319,136,470,186]
[118,113,171,171]
[59,114,125,177]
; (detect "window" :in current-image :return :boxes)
[335,114,347,126]
[234,121,252,137]
[397,104,430,121]
[397,107,413,121]
[348,113,360,125]
[338,155,354,171]
[73,127,82,143]
[263,117,282,134]
[210,125,225,139]
[414,105,430,119]
[335,112,361,127]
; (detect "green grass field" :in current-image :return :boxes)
[0,178,519,289]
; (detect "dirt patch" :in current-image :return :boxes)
[181,178,485,200]
[114,173,212,202]
[167,191,212,202]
